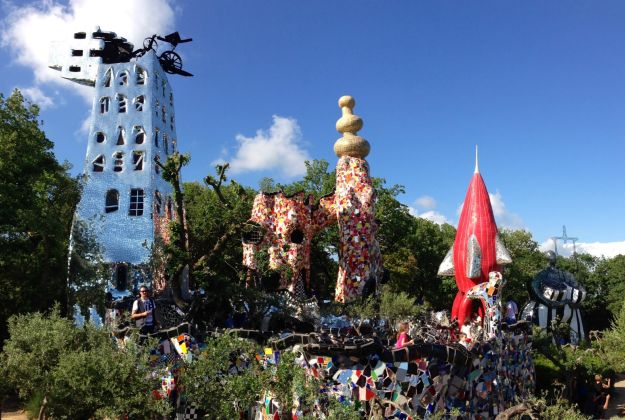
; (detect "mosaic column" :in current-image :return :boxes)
[332,96,380,302]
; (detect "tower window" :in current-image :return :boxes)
[135,66,146,85]
[132,151,144,171]
[116,127,125,145]
[155,160,160,175]
[105,189,119,213]
[102,68,112,87]
[129,188,144,216]
[154,129,159,147]
[163,134,169,155]
[134,95,144,112]
[117,94,127,113]
[161,105,166,123]
[74,32,86,39]
[155,99,159,118]
[162,80,166,97]
[118,71,128,86]
[133,126,145,144]
[92,155,105,172]
[169,92,173,106]
[100,97,110,113]
[154,190,162,214]
[72,49,83,57]
[113,151,124,172]
[95,132,106,143]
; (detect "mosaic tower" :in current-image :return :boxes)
[50,28,179,296]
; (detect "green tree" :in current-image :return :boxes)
[178,333,263,417]
[1,308,168,418]
[499,229,545,305]
[586,255,625,329]
[0,90,80,344]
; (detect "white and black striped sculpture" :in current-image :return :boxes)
[521,251,586,344]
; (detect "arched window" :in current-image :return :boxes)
[163,134,169,155]
[113,151,123,172]
[133,126,145,144]
[132,151,144,171]
[116,127,125,145]
[118,71,128,86]
[117,94,127,113]
[92,155,105,172]
[102,68,112,87]
[161,105,166,123]
[135,66,146,85]
[95,132,106,143]
[154,129,159,147]
[134,95,144,112]
[100,97,110,113]
[129,188,144,216]
[105,189,119,213]
[154,190,162,214]
[170,116,174,131]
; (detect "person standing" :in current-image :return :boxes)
[505,299,519,324]
[395,322,413,348]
[131,286,158,334]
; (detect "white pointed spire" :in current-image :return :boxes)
[474,144,479,173]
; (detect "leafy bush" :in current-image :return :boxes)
[1,308,168,418]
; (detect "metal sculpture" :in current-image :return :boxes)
[242,96,381,302]
[133,32,193,77]
[437,149,512,327]
[521,250,586,343]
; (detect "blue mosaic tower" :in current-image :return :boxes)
[50,28,179,296]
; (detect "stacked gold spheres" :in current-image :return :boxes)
[334,95,370,159]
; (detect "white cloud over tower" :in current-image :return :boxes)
[1,0,176,104]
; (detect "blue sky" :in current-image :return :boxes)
[2,0,625,256]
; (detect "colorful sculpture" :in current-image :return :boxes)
[521,250,587,343]
[438,151,512,327]
[243,96,381,302]
[466,271,505,338]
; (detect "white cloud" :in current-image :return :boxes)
[418,210,451,225]
[489,191,524,229]
[456,190,524,230]
[225,115,311,178]
[407,196,451,225]
[19,86,54,109]
[1,0,176,104]
[539,239,625,259]
[414,195,436,210]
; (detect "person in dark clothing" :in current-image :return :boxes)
[592,374,611,418]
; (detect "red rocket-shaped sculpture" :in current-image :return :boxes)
[437,148,512,327]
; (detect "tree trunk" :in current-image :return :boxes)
[38,395,47,420]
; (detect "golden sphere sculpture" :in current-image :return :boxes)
[334,95,370,159]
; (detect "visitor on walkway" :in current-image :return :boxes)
[593,374,611,418]
[395,322,413,348]
[505,299,519,324]
[131,285,158,334]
